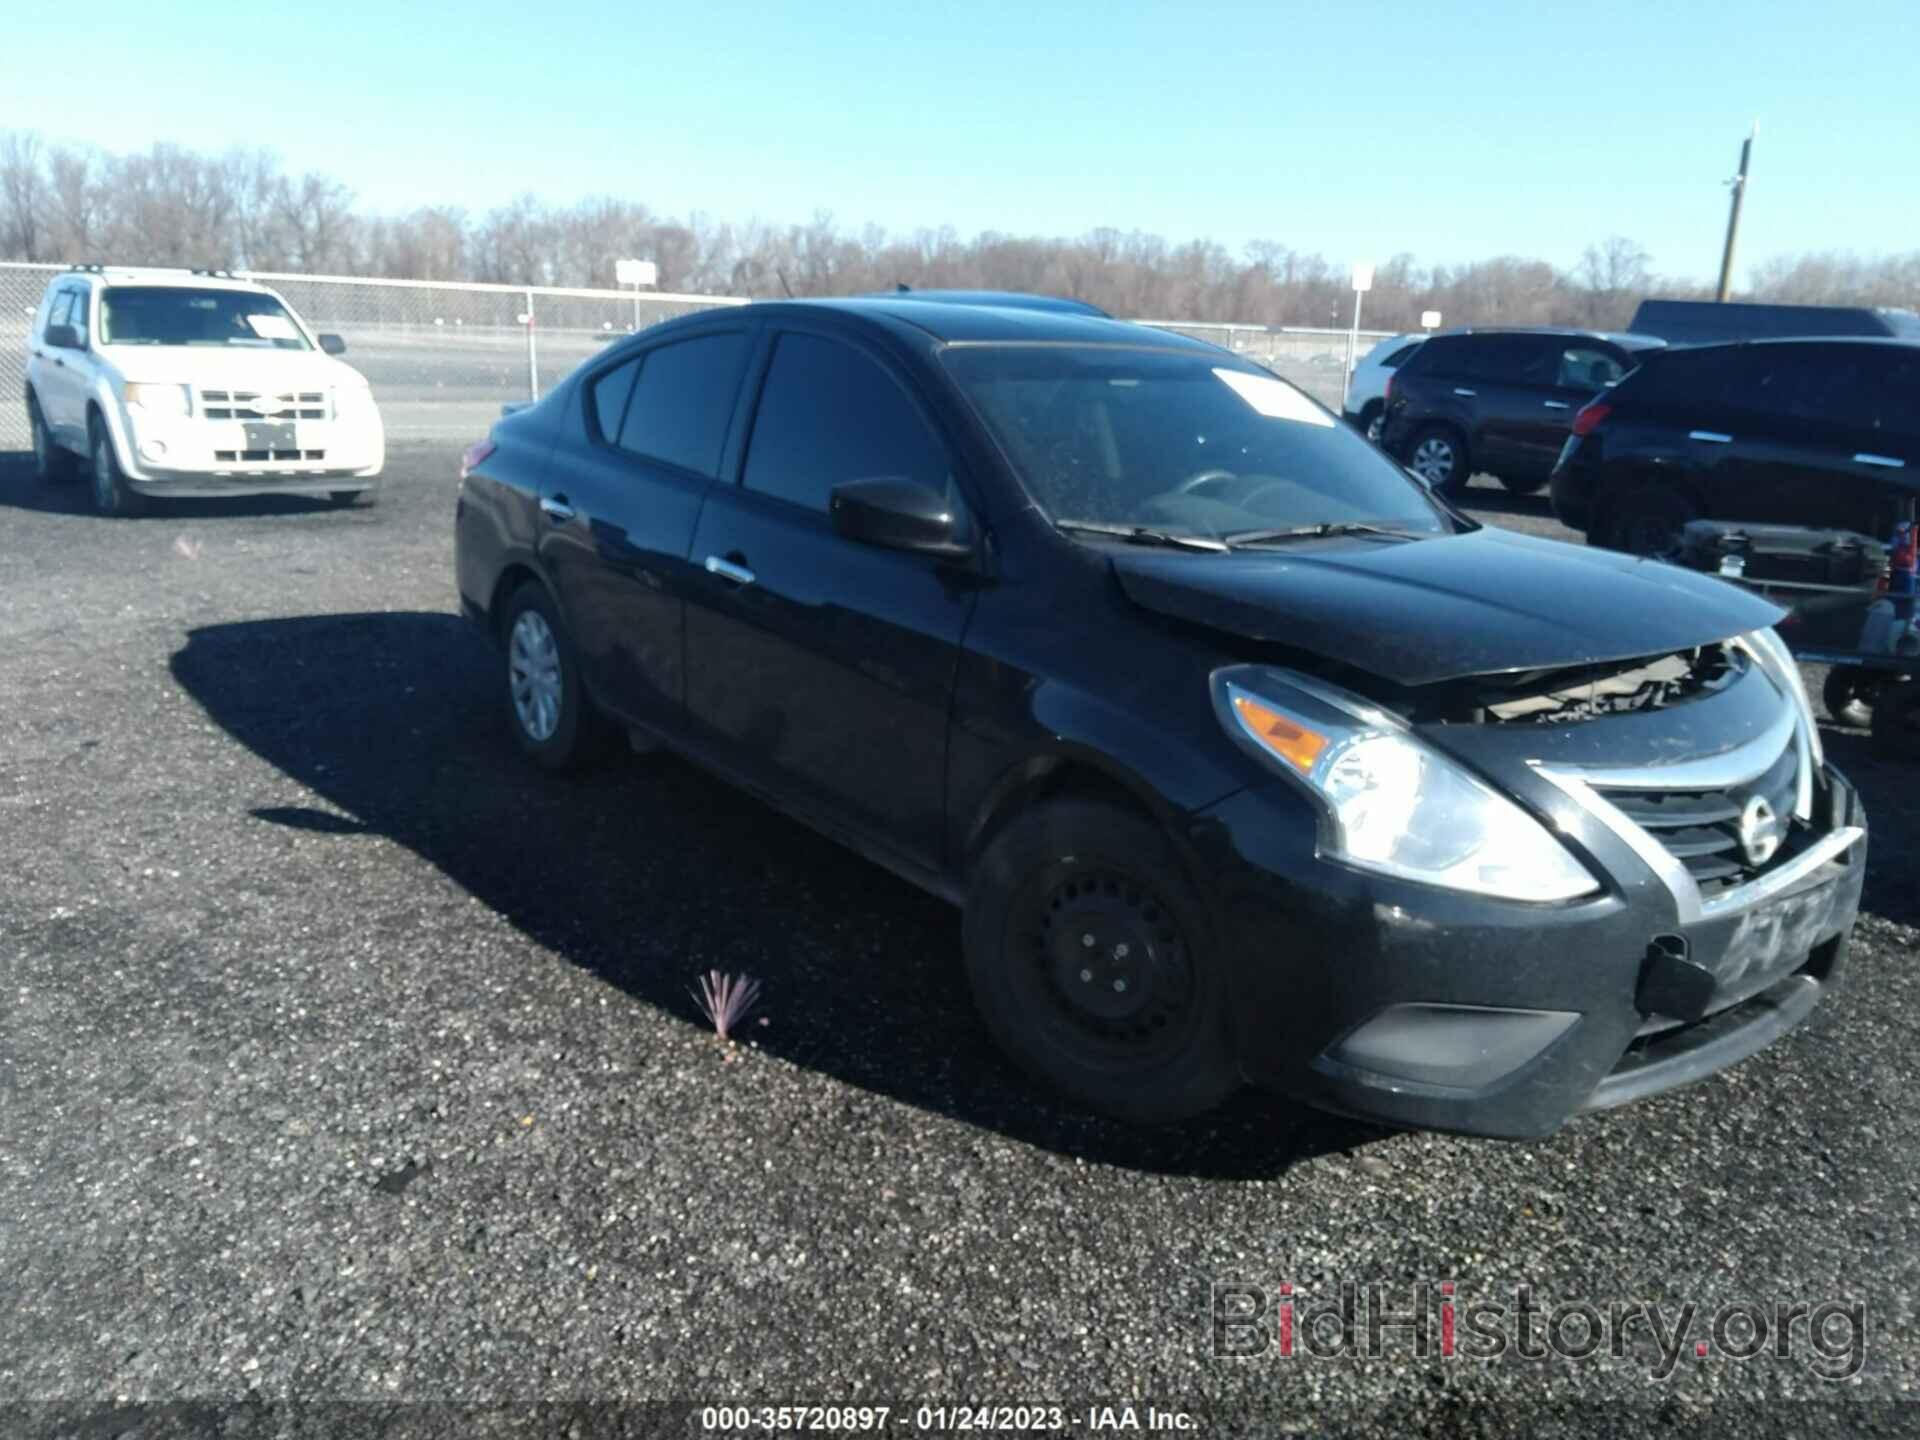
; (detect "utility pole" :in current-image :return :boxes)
[1715,122,1757,303]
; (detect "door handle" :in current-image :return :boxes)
[1543,401,1570,410]
[1688,431,1733,444]
[1854,453,1905,469]
[539,495,575,521]
[705,555,756,586]
[1453,387,1477,397]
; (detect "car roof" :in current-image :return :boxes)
[1652,335,1920,356]
[857,288,1111,318]
[62,267,274,293]
[747,296,1228,350]
[1430,325,1666,352]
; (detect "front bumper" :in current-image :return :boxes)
[112,402,384,493]
[1197,757,1866,1140]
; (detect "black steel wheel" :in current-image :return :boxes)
[963,800,1238,1124]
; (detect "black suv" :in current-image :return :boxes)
[454,295,1863,1140]
[1551,337,1919,555]
[1380,328,1664,496]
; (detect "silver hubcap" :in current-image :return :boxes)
[509,611,563,743]
[1365,414,1384,444]
[1411,437,1456,482]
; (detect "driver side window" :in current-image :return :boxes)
[742,332,958,519]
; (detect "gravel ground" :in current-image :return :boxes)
[1,448,1917,1438]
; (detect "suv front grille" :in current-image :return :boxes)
[1592,734,1800,896]
[199,389,329,420]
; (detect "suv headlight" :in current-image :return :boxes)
[1213,666,1598,902]
[125,383,190,416]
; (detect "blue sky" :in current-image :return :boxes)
[7,0,1915,281]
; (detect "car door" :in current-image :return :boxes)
[32,287,85,442]
[1462,334,1556,476]
[1531,340,1631,473]
[683,326,979,870]
[1707,344,1884,530]
[536,326,755,731]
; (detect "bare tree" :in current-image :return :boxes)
[0,131,48,260]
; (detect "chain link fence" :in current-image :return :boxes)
[1,261,1394,449]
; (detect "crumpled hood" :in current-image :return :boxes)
[1111,525,1785,686]
[100,346,370,391]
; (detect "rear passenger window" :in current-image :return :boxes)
[742,333,951,513]
[612,331,750,478]
[589,358,640,443]
[1556,346,1624,390]
[1463,337,1551,383]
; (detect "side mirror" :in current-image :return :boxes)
[830,477,969,557]
[44,322,81,351]
[318,333,347,355]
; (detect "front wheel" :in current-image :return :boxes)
[500,582,614,771]
[1871,677,1920,762]
[88,413,148,517]
[29,394,78,484]
[963,800,1239,1124]
[1405,425,1469,496]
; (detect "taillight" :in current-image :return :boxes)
[1570,401,1612,438]
[460,439,496,479]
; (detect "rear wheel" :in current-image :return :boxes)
[1871,678,1920,762]
[501,582,613,771]
[1607,486,1696,558]
[963,800,1240,1124]
[1355,402,1384,445]
[28,394,77,483]
[88,412,148,517]
[1405,425,1469,495]
[1822,668,1877,729]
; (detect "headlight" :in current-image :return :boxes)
[124,382,190,416]
[1215,668,1599,902]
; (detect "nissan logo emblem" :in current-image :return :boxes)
[1738,794,1784,867]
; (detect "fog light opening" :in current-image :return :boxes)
[138,439,168,462]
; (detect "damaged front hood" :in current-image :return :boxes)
[1111,526,1784,686]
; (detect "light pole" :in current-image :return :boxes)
[1716,122,1757,303]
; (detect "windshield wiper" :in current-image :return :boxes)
[1055,520,1229,553]
[1221,522,1427,546]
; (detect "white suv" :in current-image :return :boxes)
[1341,332,1426,444]
[24,267,384,514]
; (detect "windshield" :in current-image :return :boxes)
[98,287,312,350]
[943,344,1450,542]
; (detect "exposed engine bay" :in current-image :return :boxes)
[1468,644,1740,725]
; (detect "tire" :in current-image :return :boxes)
[1605,486,1696,558]
[28,394,78,484]
[1404,425,1470,496]
[1822,668,1877,729]
[963,799,1239,1124]
[500,581,614,772]
[1495,472,1550,495]
[1871,677,1920,763]
[1356,402,1384,446]
[87,411,148,517]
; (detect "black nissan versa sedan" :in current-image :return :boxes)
[453,294,1867,1140]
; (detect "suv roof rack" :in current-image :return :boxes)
[67,263,106,273]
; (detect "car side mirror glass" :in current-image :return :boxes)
[45,322,81,350]
[830,477,969,557]
[318,333,347,355]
